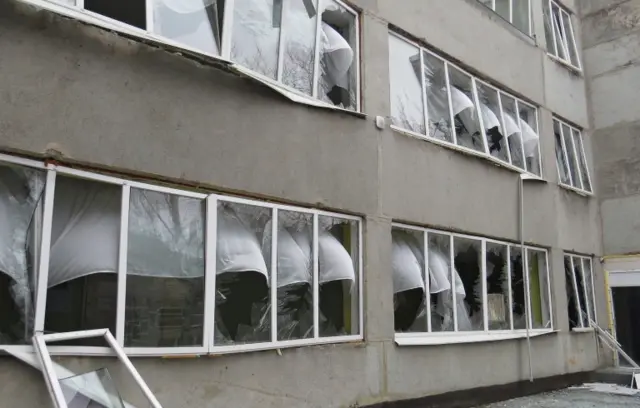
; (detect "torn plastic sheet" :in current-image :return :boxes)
[0,165,45,343]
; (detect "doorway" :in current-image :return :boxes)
[612,286,640,366]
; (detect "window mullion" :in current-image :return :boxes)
[424,232,431,332]
[145,0,154,33]
[220,0,236,59]
[578,132,593,191]
[115,184,131,345]
[482,240,488,332]
[509,0,513,23]
[588,258,596,323]
[497,92,513,164]
[420,50,429,137]
[523,248,533,333]
[569,128,584,190]
[204,196,218,351]
[444,63,458,145]
[535,108,543,175]
[270,208,279,343]
[491,0,496,11]
[33,169,57,334]
[77,0,84,9]
[471,77,489,154]
[527,0,532,36]
[450,234,458,332]
[276,0,288,83]
[566,14,581,69]
[507,245,514,330]
[311,0,324,99]
[545,252,554,329]
[580,258,591,324]
[312,212,320,338]
[559,122,574,186]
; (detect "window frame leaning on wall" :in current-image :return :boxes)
[18,0,361,113]
[543,0,581,71]
[388,32,543,179]
[477,0,532,35]
[0,153,363,357]
[553,117,593,195]
[564,253,597,331]
[392,223,554,346]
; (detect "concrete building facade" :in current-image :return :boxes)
[0,0,613,406]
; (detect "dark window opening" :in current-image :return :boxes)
[612,286,640,366]
[85,0,146,30]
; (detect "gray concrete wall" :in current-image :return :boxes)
[0,0,604,406]
[581,0,640,255]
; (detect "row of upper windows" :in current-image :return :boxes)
[0,155,596,355]
[22,0,589,193]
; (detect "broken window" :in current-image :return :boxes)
[565,254,597,330]
[477,0,531,35]
[0,163,45,345]
[388,33,542,175]
[392,225,554,338]
[553,118,592,194]
[544,0,581,69]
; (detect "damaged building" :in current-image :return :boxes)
[0,0,638,406]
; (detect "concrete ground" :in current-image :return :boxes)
[478,384,640,408]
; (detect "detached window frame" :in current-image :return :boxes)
[0,154,363,356]
[22,0,361,112]
[477,0,532,35]
[388,32,543,178]
[392,223,554,346]
[564,254,597,331]
[553,117,593,194]
[544,0,581,71]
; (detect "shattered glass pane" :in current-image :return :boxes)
[543,0,555,54]
[428,233,455,332]
[60,368,125,408]
[519,102,541,176]
[449,67,485,153]
[317,1,358,109]
[554,120,571,185]
[562,11,579,67]
[389,35,425,135]
[477,83,509,163]
[573,256,589,328]
[562,123,581,189]
[273,211,314,340]
[231,0,282,79]
[486,242,509,330]
[281,0,318,96]
[565,255,581,329]
[423,52,453,142]
[501,94,525,170]
[511,246,526,330]
[319,216,359,337]
[215,201,271,345]
[152,0,224,56]
[125,189,205,347]
[552,5,568,61]
[583,258,597,324]
[527,249,551,329]
[0,163,45,345]
[45,176,121,347]
[454,237,484,331]
[573,129,592,192]
[392,228,426,333]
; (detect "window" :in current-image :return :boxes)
[388,33,542,177]
[478,0,531,35]
[564,254,597,330]
[392,225,553,344]
[30,0,360,111]
[553,118,592,193]
[544,0,581,70]
[0,155,363,355]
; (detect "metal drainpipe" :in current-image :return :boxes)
[520,174,534,383]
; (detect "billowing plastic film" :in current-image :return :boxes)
[453,237,484,331]
[0,164,45,344]
[392,229,425,332]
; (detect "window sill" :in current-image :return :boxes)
[394,329,556,346]
[571,327,595,333]
[546,53,583,76]
[18,0,366,120]
[558,182,594,197]
[391,125,545,180]
[0,335,364,357]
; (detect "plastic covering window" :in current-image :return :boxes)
[553,118,592,194]
[565,254,597,330]
[40,0,360,111]
[477,0,531,35]
[544,0,581,70]
[0,156,362,354]
[388,33,542,177]
[392,225,553,336]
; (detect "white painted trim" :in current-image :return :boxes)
[0,153,46,169]
[394,329,556,346]
[210,334,362,354]
[204,196,217,350]
[312,212,320,338]
[115,185,130,344]
[271,208,279,342]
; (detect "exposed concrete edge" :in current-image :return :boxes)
[363,371,594,408]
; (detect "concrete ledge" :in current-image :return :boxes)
[364,371,594,408]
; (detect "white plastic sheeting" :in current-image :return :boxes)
[429,249,473,331]
[391,231,424,294]
[262,217,312,288]
[319,231,355,285]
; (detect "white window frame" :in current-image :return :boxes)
[389,32,543,179]
[17,0,361,113]
[392,223,554,346]
[553,117,593,195]
[564,253,597,331]
[0,153,364,357]
[478,0,532,36]
[545,0,581,71]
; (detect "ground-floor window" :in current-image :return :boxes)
[564,253,596,330]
